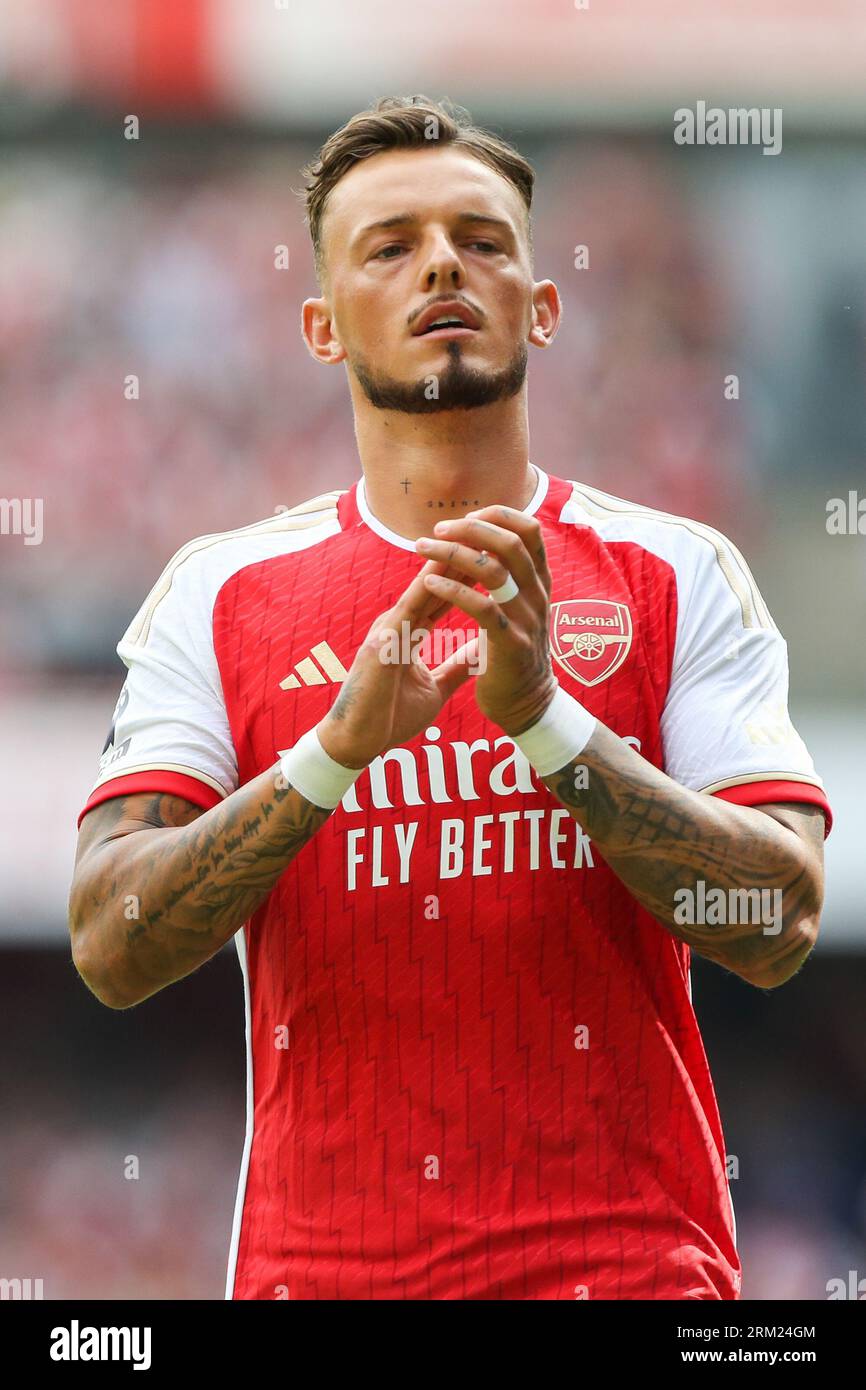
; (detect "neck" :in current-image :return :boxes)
[352,393,536,542]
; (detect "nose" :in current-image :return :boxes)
[417,230,465,291]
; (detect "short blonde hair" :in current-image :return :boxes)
[300,94,535,284]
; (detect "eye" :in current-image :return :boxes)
[372,243,406,260]
[469,240,499,253]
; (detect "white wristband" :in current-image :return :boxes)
[279,725,364,810]
[511,686,597,776]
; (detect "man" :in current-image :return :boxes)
[69,96,830,1301]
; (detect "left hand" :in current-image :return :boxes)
[415,505,559,736]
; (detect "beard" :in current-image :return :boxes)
[351,339,528,414]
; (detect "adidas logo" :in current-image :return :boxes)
[279,641,349,689]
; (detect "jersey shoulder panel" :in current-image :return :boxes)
[556,477,774,632]
[123,489,345,652]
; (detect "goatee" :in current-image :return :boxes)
[352,340,528,414]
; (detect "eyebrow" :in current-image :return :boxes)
[353,212,514,244]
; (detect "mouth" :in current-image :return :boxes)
[415,324,478,339]
[411,301,481,337]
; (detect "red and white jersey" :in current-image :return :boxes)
[79,465,831,1300]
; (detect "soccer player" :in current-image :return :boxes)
[69,96,830,1300]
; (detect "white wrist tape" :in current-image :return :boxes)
[279,726,364,810]
[511,686,597,776]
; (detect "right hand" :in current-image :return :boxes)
[316,556,478,768]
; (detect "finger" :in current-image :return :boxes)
[462,506,552,589]
[390,556,463,630]
[428,636,480,703]
[429,513,547,603]
[423,572,511,638]
[459,505,552,596]
[413,535,517,601]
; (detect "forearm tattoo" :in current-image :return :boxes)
[70,768,332,1006]
[542,723,823,988]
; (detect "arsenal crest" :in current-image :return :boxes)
[549,599,633,687]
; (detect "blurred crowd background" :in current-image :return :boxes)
[0,0,863,1300]
[3,134,865,679]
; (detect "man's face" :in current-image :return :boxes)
[305,145,556,413]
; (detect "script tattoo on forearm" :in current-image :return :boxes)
[541,722,823,988]
[71,768,332,1006]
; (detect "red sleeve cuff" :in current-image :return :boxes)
[77,772,225,829]
[710,779,832,838]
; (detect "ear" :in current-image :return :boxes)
[301,297,347,365]
[528,279,562,349]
